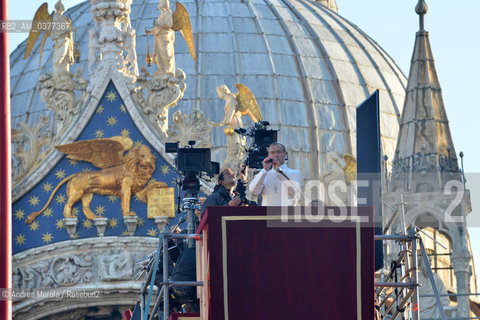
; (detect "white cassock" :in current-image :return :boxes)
[249,163,302,206]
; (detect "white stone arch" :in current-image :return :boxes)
[405,205,460,245]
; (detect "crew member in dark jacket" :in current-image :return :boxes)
[200,166,248,217]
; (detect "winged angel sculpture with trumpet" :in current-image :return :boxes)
[26,137,167,223]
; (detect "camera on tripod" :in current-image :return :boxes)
[165,140,219,197]
[234,121,278,169]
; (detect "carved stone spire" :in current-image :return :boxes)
[88,0,138,87]
[390,0,461,191]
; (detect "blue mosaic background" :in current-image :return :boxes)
[12,81,184,254]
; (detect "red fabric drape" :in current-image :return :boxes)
[0,0,12,318]
[200,206,374,320]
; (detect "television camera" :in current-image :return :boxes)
[165,140,219,198]
[235,121,278,169]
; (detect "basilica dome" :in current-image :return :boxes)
[10,0,407,181]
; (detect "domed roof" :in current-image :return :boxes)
[10,0,407,180]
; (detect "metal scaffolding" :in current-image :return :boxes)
[137,198,204,320]
[376,197,448,320]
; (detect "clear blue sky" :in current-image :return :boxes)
[8,0,480,286]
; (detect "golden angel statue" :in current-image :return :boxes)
[26,136,167,223]
[24,1,76,73]
[215,83,263,169]
[145,0,196,76]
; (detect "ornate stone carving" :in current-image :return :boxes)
[168,109,214,148]
[38,69,87,139]
[88,0,138,89]
[11,116,52,185]
[99,251,132,281]
[51,255,93,286]
[12,237,158,319]
[390,146,461,192]
[13,253,92,291]
[133,68,187,138]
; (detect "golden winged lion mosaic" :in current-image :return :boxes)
[26,136,167,223]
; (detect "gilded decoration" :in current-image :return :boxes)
[131,0,195,138]
[26,136,166,223]
[214,83,263,170]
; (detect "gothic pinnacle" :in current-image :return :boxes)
[415,0,428,31]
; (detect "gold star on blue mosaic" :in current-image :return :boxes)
[69,159,78,166]
[43,207,53,217]
[96,105,104,114]
[161,165,170,175]
[29,196,40,206]
[107,116,118,127]
[95,205,106,216]
[121,230,130,236]
[42,182,53,192]
[15,234,26,245]
[55,169,66,179]
[121,128,130,137]
[108,195,118,202]
[71,207,79,216]
[109,218,118,228]
[138,217,145,226]
[82,219,93,229]
[106,91,117,102]
[55,194,66,204]
[71,233,79,239]
[120,104,126,113]
[95,129,105,139]
[42,232,53,243]
[29,221,40,231]
[56,219,65,229]
[14,209,25,220]
[134,140,143,147]
[147,228,157,237]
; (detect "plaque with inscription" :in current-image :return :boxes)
[147,187,176,218]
